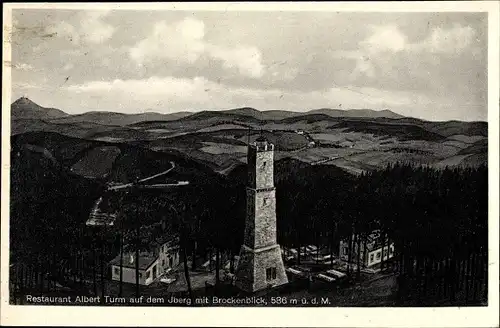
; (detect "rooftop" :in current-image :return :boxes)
[342,230,390,251]
[153,234,180,248]
[109,252,157,270]
[365,231,394,251]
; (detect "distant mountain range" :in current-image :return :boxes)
[9,97,488,176]
[11,97,409,126]
[10,97,488,142]
[220,107,404,120]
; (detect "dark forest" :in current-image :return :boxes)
[10,141,488,306]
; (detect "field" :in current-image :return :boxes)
[11,99,488,175]
[200,142,247,155]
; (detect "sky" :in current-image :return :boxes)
[9,9,488,121]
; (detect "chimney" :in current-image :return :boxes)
[129,253,134,264]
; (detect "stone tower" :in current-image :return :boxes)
[235,136,288,293]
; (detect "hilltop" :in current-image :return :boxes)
[11,97,69,120]
[308,108,404,119]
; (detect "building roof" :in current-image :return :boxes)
[365,230,383,250]
[364,230,395,251]
[153,234,180,248]
[342,230,392,252]
[109,252,158,270]
[109,233,179,270]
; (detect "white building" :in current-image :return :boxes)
[339,230,394,268]
[109,235,180,286]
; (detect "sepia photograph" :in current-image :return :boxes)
[1,2,499,327]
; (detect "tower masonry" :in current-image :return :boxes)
[235,136,288,293]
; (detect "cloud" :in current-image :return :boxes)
[46,10,115,45]
[331,50,375,80]
[129,18,206,65]
[67,76,208,99]
[270,67,299,82]
[32,42,49,53]
[13,63,35,71]
[79,11,115,44]
[129,17,265,78]
[12,11,486,121]
[207,44,264,78]
[63,63,74,71]
[359,23,477,55]
[64,75,434,114]
[331,25,409,81]
[334,23,479,81]
[13,82,42,90]
[416,24,477,54]
[46,21,79,45]
[361,25,408,54]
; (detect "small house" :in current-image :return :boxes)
[109,235,180,286]
[109,252,160,286]
[339,230,395,268]
[156,235,181,273]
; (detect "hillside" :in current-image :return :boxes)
[423,120,488,137]
[221,107,299,120]
[11,131,221,185]
[9,98,488,174]
[50,111,193,126]
[9,131,237,271]
[333,119,445,141]
[179,110,263,124]
[308,108,404,119]
[11,97,69,120]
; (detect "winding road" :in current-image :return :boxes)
[87,161,189,226]
[107,161,179,190]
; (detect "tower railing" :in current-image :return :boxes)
[251,143,274,152]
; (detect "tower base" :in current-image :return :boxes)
[235,244,288,293]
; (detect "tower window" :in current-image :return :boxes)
[266,267,277,280]
[263,197,268,205]
[262,161,267,168]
